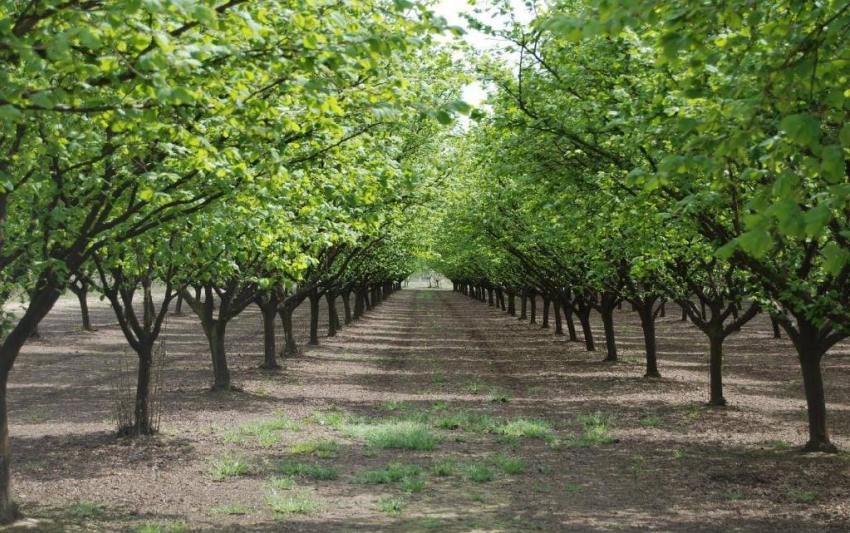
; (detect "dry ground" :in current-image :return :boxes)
[3,288,850,532]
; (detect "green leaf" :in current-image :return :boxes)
[840,125,850,148]
[139,189,154,201]
[0,105,22,120]
[738,230,772,258]
[803,204,832,237]
[780,113,820,149]
[821,145,845,184]
[30,91,54,109]
[822,243,850,275]
[193,5,218,25]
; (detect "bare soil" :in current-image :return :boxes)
[3,289,850,532]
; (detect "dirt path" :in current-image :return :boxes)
[5,289,850,532]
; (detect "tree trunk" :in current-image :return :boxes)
[72,283,93,331]
[129,348,155,435]
[507,292,516,316]
[771,315,782,339]
[342,291,352,325]
[0,371,16,523]
[637,306,660,378]
[205,321,230,391]
[708,330,725,406]
[280,303,299,357]
[260,302,280,369]
[562,300,578,342]
[577,304,595,351]
[541,297,550,329]
[309,290,320,346]
[553,300,563,335]
[600,304,617,362]
[529,294,537,324]
[681,304,688,322]
[519,293,528,320]
[793,328,836,453]
[326,292,339,337]
[173,294,184,316]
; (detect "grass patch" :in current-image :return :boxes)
[381,401,412,412]
[270,477,297,489]
[209,454,252,481]
[564,482,584,493]
[276,460,338,480]
[639,415,661,427]
[353,463,422,484]
[431,458,459,477]
[267,491,318,516]
[343,420,440,450]
[211,504,249,515]
[133,522,188,533]
[493,454,526,475]
[431,401,449,411]
[289,438,339,458]
[376,497,406,514]
[722,489,743,501]
[494,418,552,439]
[223,414,299,447]
[465,464,495,483]
[307,410,348,429]
[488,389,511,403]
[672,449,688,461]
[466,380,485,394]
[768,440,792,451]
[787,489,817,503]
[469,492,485,503]
[66,501,105,518]
[401,476,426,493]
[570,413,615,447]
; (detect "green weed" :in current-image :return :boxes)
[66,501,105,518]
[465,464,495,483]
[209,454,252,481]
[266,491,318,516]
[276,461,338,480]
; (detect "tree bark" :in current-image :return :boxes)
[0,371,16,523]
[326,292,339,337]
[600,304,618,362]
[342,291,352,325]
[507,292,516,316]
[541,297,550,329]
[260,300,280,369]
[529,293,537,324]
[792,326,836,453]
[129,347,155,435]
[577,301,595,351]
[708,330,725,406]
[173,294,184,316]
[519,292,528,320]
[280,303,299,357]
[637,306,660,378]
[308,289,320,346]
[553,300,563,335]
[205,321,230,391]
